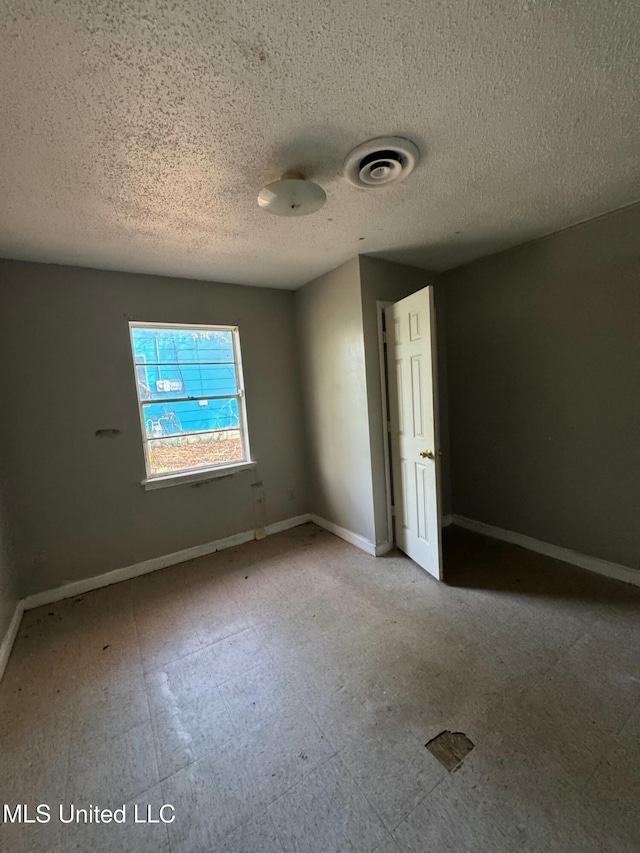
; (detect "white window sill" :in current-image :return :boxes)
[142,461,256,490]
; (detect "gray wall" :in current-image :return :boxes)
[359,257,450,546]
[444,202,640,570]
[0,260,309,596]
[296,256,450,550]
[0,479,18,643]
[296,259,376,544]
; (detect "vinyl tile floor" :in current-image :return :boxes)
[1,523,639,852]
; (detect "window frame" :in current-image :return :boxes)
[128,321,254,487]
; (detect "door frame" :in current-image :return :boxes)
[376,300,395,548]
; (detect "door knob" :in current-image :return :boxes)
[420,450,435,459]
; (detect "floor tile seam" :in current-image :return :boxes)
[218,658,267,690]
[396,761,532,845]
[191,620,261,654]
[130,597,193,623]
[542,623,596,669]
[71,673,148,704]
[73,674,150,706]
[146,684,228,727]
[259,747,340,810]
[141,641,220,681]
[528,661,640,732]
[334,740,444,838]
[137,640,205,672]
[66,684,122,769]
[373,829,404,853]
[209,646,280,688]
[237,571,291,618]
[157,739,338,821]
[278,670,343,728]
[182,595,252,627]
[266,808,289,853]
[140,642,214,675]
[152,713,300,787]
[263,748,340,816]
[611,691,640,743]
[295,685,351,746]
[595,651,640,684]
[227,685,338,756]
[252,627,335,666]
[499,655,561,713]
[150,724,240,785]
[387,772,451,834]
[132,605,163,797]
[188,619,280,681]
[579,749,610,795]
[510,625,592,707]
[135,619,202,650]
[240,588,321,633]
[63,756,159,812]
[47,711,76,812]
[131,588,197,617]
[485,627,581,674]
[217,675,263,738]
[205,805,288,853]
[258,616,345,654]
[73,654,148,691]
[66,715,158,773]
[462,714,611,800]
[220,656,305,719]
[69,703,153,756]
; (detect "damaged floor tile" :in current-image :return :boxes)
[425,730,475,771]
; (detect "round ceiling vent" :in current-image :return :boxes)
[343,136,420,189]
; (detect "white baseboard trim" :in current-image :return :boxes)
[452,515,640,588]
[22,514,313,612]
[309,514,377,557]
[315,513,452,557]
[264,514,311,535]
[0,600,24,683]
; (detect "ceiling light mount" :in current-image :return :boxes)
[343,136,420,189]
[257,171,326,217]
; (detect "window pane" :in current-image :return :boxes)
[142,398,239,438]
[135,363,237,401]
[132,327,234,365]
[148,430,244,476]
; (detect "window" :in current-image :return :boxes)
[129,322,252,483]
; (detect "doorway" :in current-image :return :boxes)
[378,287,443,580]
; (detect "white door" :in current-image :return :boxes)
[385,287,442,579]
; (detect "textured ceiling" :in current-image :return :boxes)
[1,0,639,288]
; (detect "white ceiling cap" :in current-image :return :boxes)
[258,173,327,216]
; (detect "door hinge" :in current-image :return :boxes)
[386,421,391,433]
[391,505,396,517]
[382,331,387,344]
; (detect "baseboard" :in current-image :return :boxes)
[0,600,24,683]
[22,514,313,612]
[325,514,452,557]
[452,515,640,588]
[264,514,311,535]
[309,514,377,557]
